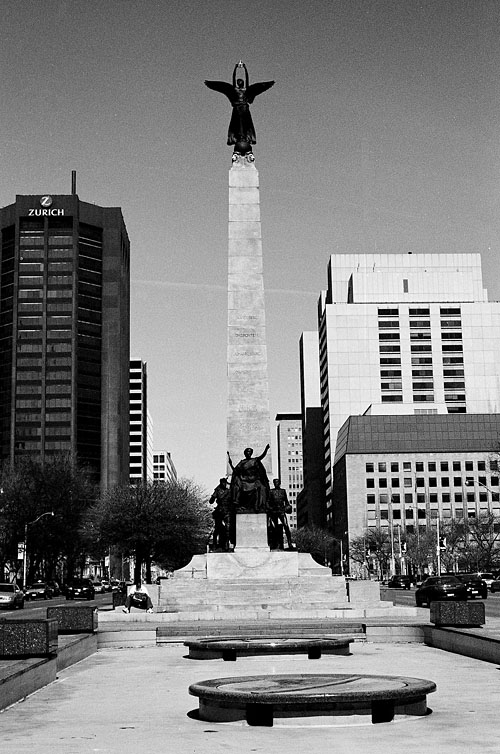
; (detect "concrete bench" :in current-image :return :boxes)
[47,605,98,634]
[184,636,353,661]
[430,601,485,627]
[0,619,58,658]
[189,673,436,726]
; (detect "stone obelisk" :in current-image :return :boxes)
[227,155,272,477]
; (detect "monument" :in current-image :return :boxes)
[151,63,403,617]
[206,62,275,551]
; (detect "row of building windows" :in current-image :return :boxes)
[367,492,500,504]
[367,476,499,488]
[366,460,496,472]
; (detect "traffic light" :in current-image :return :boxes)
[400,542,407,554]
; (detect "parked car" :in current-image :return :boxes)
[92,581,106,594]
[65,579,95,600]
[24,582,54,600]
[453,573,488,600]
[474,572,495,590]
[100,580,112,592]
[46,580,61,597]
[109,580,122,593]
[490,578,500,593]
[387,575,412,590]
[0,583,24,610]
[415,576,468,607]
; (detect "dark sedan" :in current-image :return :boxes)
[415,576,468,607]
[0,583,24,610]
[65,579,95,601]
[454,573,488,600]
[24,582,54,600]
[387,575,412,590]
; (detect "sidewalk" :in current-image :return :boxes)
[0,632,499,753]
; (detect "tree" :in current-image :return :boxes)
[465,512,500,571]
[85,479,212,583]
[0,454,97,583]
[404,529,437,578]
[292,525,336,568]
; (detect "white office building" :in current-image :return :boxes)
[318,253,500,524]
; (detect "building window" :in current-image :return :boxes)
[379,478,387,488]
[453,461,461,471]
[366,462,374,473]
[391,478,400,487]
[367,495,376,505]
[391,462,399,472]
[404,478,412,487]
[378,462,386,472]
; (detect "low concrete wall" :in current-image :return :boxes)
[347,580,382,604]
[364,624,426,643]
[97,630,157,649]
[0,656,57,711]
[57,634,97,672]
[0,633,98,711]
[423,626,500,664]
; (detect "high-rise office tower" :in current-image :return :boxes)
[129,359,153,483]
[298,331,326,528]
[275,413,303,530]
[153,450,177,483]
[318,253,500,524]
[0,193,130,490]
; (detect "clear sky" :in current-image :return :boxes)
[1,0,499,492]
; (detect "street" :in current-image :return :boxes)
[381,585,500,618]
[0,591,112,620]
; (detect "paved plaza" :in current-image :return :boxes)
[0,637,498,753]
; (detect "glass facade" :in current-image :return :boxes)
[0,195,130,489]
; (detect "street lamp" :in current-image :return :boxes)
[23,511,54,588]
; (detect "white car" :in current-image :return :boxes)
[92,581,106,594]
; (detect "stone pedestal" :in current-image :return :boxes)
[47,606,98,634]
[430,600,485,627]
[0,619,58,657]
[235,513,268,549]
[227,157,272,475]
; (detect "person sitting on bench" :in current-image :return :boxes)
[122,581,153,613]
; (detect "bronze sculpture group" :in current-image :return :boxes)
[209,445,293,552]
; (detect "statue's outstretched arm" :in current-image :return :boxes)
[257,444,270,461]
[227,451,234,471]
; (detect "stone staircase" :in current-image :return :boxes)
[157,575,349,619]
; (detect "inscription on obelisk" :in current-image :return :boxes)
[227,156,272,475]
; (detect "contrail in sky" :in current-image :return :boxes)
[134,279,318,297]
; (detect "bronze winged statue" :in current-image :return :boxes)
[205,61,274,156]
